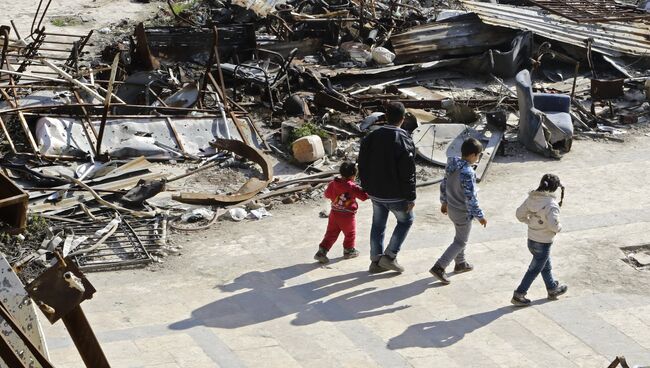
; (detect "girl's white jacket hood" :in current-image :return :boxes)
[516,191,562,243]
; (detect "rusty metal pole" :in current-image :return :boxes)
[198,27,218,109]
[62,305,111,368]
[96,53,120,155]
[570,61,580,102]
[212,26,229,112]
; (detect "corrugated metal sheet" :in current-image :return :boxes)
[390,16,516,64]
[529,0,650,23]
[231,0,286,16]
[461,1,650,57]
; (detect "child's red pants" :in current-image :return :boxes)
[319,211,356,250]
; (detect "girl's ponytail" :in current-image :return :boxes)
[536,174,563,206]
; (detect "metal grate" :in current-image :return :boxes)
[528,0,650,23]
[50,209,160,271]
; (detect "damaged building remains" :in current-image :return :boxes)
[1,0,650,366]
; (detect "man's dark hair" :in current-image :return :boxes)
[340,162,357,178]
[461,138,483,157]
[386,102,406,125]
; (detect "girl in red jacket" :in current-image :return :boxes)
[314,162,369,263]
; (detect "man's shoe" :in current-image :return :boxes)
[429,264,450,284]
[343,248,360,259]
[313,250,329,264]
[547,283,568,300]
[378,255,405,273]
[453,262,474,273]
[511,291,531,307]
[369,261,388,274]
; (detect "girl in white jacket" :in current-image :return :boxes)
[512,174,568,306]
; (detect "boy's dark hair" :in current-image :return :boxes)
[461,138,483,157]
[339,162,357,178]
[385,102,406,125]
[536,173,565,207]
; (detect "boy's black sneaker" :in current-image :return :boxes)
[369,261,388,274]
[378,255,404,273]
[343,248,360,259]
[313,250,329,264]
[429,264,450,284]
[547,283,568,300]
[453,262,474,273]
[511,291,531,307]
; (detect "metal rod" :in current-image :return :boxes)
[0,115,17,153]
[570,62,580,102]
[31,0,45,35]
[96,54,119,155]
[40,40,77,45]
[62,306,111,368]
[42,31,87,38]
[35,0,53,33]
[41,59,106,102]
[9,20,21,40]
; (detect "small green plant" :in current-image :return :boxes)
[25,215,49,239]
[290,121,330,143]
[170,0,196,15]
[50,16,82,27]
[50,18,67,27]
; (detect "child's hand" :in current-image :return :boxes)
[440,203,448,215]
[479,217,487,227]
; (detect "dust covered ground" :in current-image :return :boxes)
[40,134,650,367]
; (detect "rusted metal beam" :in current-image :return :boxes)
[62,306,111,368]
[0,88,40,155]
[96,54,119,155]
[0,115,16,153]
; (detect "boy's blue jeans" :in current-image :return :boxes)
[369,200,414,261]
[515,239,557,294]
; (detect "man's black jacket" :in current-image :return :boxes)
[358,125,416,201]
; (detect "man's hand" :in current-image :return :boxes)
[440,203,448,215]
[478,217,488,227]
[406,202,415,212]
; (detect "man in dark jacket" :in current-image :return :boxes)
[358,102,416,273]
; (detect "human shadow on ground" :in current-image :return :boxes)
[291,278,441,325]
[387,300,550,349]
[169,262,431,330]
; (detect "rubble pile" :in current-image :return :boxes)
[1,0,650,278]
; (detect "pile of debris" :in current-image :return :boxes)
[2,0,650,277]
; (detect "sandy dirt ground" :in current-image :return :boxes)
[38,133,650,368]
[0,0,160,43]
